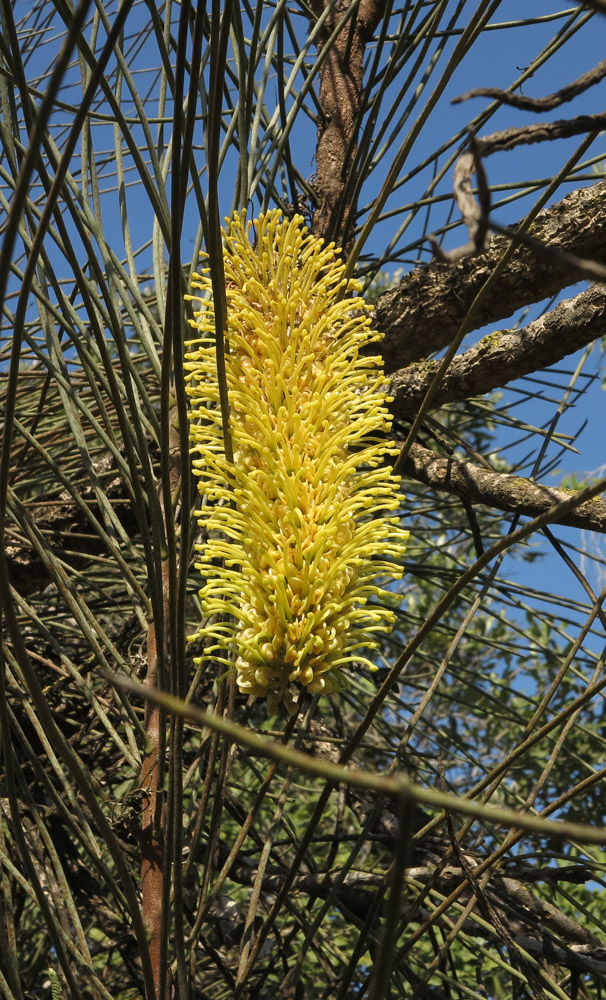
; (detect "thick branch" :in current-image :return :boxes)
[310,0,387,248]
[401,443,606,534]
[390,283,606,417]
[375,180,606,373]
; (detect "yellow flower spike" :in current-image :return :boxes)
[185,210,409,713]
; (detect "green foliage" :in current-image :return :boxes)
[1,3,606,1000]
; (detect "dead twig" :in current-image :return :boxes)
[453,58,606,113]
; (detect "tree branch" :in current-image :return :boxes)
[217,840,606,979]
[310,0,387,249]
[390,283,606,417]
[475,114,606,156]
[374,180,606,373]
[452,58,606,113]
[400,442,606,534]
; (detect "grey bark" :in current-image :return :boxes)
[390,283,606,418]
[400,442,606,534]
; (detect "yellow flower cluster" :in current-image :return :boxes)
[185,210,408,713]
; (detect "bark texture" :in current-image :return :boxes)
[401,443,606,533]
[310,0,387,248]
[390,283,606,418]
[374,179,606,373]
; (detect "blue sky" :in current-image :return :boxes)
[9,0,606,660]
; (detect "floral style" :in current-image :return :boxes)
[185,210,408,713]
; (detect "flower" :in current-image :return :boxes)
[185,210,409,713]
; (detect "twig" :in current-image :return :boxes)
[475,113,606,156]
[453,58,606,112]
[429,133,492,262]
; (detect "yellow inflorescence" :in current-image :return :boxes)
[185,210,409,713]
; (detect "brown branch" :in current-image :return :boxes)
[389,282,606,417]
[218,843,606,979]
[430,144,606,281]
[429,142,492,262]
[495,877,599,948]
[453,59,606,112]
[310,0,387,249]
[140,401,180,1000]
[399,442,606,534]
[374,179,606,373]
[475,113,606,157]
[140,618,165,1000]
[417,864,593,886]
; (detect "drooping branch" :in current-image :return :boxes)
[400,443,606,534]
[428,139,492,262]
[374,180,606,373]
[389,283,606,418]
[430,143,606,280]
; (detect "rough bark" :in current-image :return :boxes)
[401,443,606,533]
[140,617,165,1000]
[390,283,606,418]
[310,0,387,248]
[374,179,606,373]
